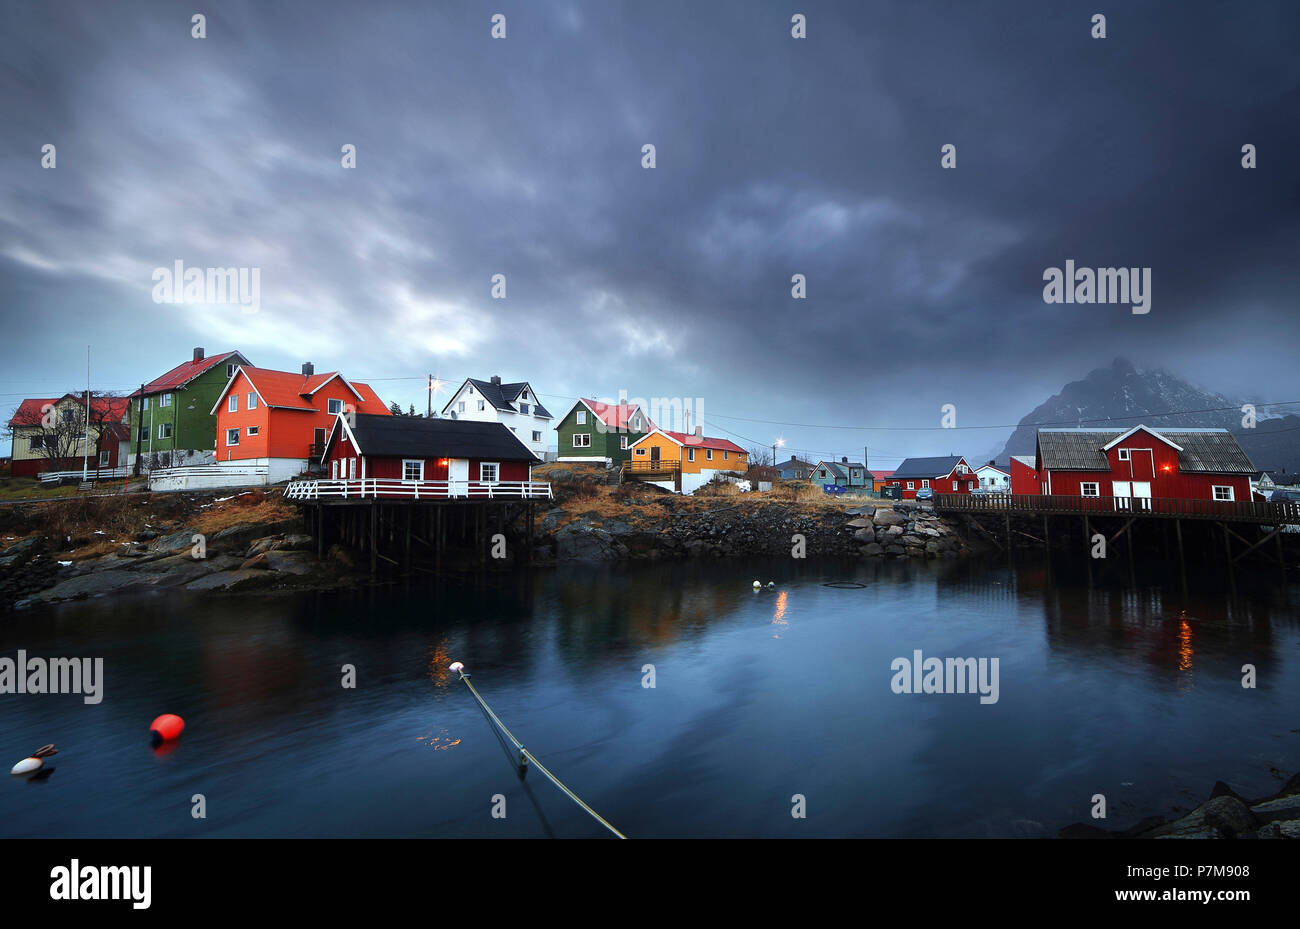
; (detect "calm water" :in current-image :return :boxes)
[2,556,1298,838]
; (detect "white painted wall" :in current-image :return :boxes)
[446,382,551,458]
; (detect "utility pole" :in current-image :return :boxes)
[133,383,145,476]
[82,345,90,481]
[427,374,433,418]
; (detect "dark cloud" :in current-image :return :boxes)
[2,0,1297,464]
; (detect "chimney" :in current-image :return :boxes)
[491,375,501,386]
[841,456,848,464]
[989,459,995,466]
[694,425,703,437]
[193,347,205,362]
[302,362,314,376]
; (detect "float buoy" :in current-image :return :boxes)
[149,714,184,743]
[10,744,57,776]
[752,581,761,590]
[767,581,776,588]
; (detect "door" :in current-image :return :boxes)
[449,458,470,497]
[650,445,660,463]
[1113,481,1131,510]
[1131,481,1152,512]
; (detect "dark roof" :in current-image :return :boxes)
[891,456,966,479]
[344,414,539,461]
[775,457,812,472]
[1037,427,1255,473]
[458,378,553,419]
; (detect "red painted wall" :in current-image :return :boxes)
[889,462,979,498]
[1043,430,1250,500]
[1010,458,1041,495]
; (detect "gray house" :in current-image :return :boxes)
[810,457,869,490]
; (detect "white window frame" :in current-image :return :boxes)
[1212,485,1234,501]
[458,401,466,413]
[480,462,499,483]
[952,481,958,491]
[532,431,542,442]
[921,480,930,488]
[248,392,257,410]
[688,448,696,462]
[349,458,357,479]
[706,449,713,461]
[98,450,110,466]
[572,433,591,448]
[576,410,587,425]
[402,459,424,482]
[247,426,259,437]
[907,481,915,490]
[159,393,172,408]
[331,460,339,479]
[1080,482,1100,497]
[228,395,238,413]
[226,428,240,446]
[723,451,729,460]
[1118,448,1131,461]
[477,400,485,411]
[620,436,629,450]
[327,398,343,415]
[157,423,172,439]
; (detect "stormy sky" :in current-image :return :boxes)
[2,0,1298,465]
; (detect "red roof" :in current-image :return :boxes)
[870,469,895,480]
[581,398,650,431]
[142,351,245,394]
[9,394,130,425]
[658,429,746,454]
[224,366,390,415]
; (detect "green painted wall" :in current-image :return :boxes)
[554,402,649,463]
[128,359,239,457]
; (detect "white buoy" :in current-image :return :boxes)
[752,581,761,590]
[448,661,465,674]
[10,757,42,776]
[767,581,776,588]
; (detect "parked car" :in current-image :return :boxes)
[915,487,934,501]
[1269,489,1300,502]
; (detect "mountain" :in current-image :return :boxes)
[996,358,1300,478]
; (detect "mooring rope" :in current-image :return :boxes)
[452,664,627,839]
[821,581,868,588]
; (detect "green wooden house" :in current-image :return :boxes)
[128,348,251,469]
[555,398,653,466]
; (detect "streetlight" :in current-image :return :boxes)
[772,436,785,472]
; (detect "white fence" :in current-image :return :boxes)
[148,465,270,492]
[285,478,553,501]
[39,467,129,484]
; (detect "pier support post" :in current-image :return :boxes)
[370,503,378,576]
[1278,525,1287,584]
[1175,518,1187,598]
[1083,515,1093,587]
[1222,522,1236,596]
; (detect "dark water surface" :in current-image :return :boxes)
[3,556,1298,838]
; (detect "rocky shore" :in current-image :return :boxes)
[1059,772,1300,839]
[0,485,979,609]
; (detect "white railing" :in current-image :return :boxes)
[149,465,270,491]
[284,478,553,501]
[39,466,129,483]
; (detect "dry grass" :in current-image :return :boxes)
[191,492,297,535]
[0,478,79,501]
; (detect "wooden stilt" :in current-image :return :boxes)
[370,503,378,576]
[1084,515,1093,587]
[1175,518,1186,598]
[1277,525,1287,584]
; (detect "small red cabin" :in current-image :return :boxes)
[887,455,979,498]
[1009,455,1041,495]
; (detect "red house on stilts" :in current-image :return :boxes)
[1033,425,1255,505]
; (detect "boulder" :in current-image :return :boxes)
[852,527,875,543]
[845,518,873,528]
[1148,796,1255,838]
[241,553,271,570]
[873,509,907,528]
[860,542,884,556]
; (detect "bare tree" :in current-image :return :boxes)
[6,392,126,476]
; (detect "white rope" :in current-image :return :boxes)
[456,670,627,839]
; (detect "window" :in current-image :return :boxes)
[157,423,172,439]
[159,394,172,408]
[576,411,587,425]
[480,462,499,483]
[247,426,259,437]
[248,392,257,410]
[226,428,240,446]
[533,431,542,442]
[952,481,958,491]
[706,449,713,461]
[723,451,729,460]
[228,395,238,413]
[636,448,646,456]
[688,448,696,462]
[402,460,424,482]
[349,458,357,479]
[327,399,343,415]
[572,434,591,448]
[921,480,930,488]
[619,436,629,450]
[98,450,110,466]
[1213,485,1234,501]
[907,482,915,490]
[521,390,528,400]
[1080,483,1100,496]
[227,364,235,379]
[458,401,466,413]
[1118,448,1131,460]
[478,400,485,411]
[143,397,149,411]
[520,403,530,415]
[331,460,339,479]
[138,428,148,442]
[61,409,75,423]
[28,436,43,451]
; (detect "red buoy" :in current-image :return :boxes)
[149,714,185,742]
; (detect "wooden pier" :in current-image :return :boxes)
[285,477,552,575]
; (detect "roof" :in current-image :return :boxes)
[775,457,812,472]
[579,398,649,431]
[976,463,1010,475]
[657,429,746,454]
[214,366,388,415]
[446,378,552,419]
[9,394,130,426]
[891,456,968,480]
[1037,426,1255,473]
[141,351,246,395]
[335,413,539,462]
[869,469,895,480]
[1010,455,1037,467]
[813,461,846,480]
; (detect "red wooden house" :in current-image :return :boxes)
[1034,426,1255,503]
[1009,455,1040,495]
[315,412,542,497]
[887,456,979,498]
[209,363,390,482]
